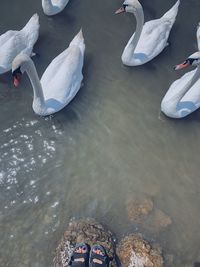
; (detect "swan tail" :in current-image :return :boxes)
[69,29,85,56]
[162,0,180,24]
[21,14,40,47]
[22,13,40,32]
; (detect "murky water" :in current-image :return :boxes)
[1,0,200,266]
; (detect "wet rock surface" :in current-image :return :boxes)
[54,218,117,267]
[116,234,164,267]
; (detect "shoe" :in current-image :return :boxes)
[89,245,109,267]
[69,243,90,267]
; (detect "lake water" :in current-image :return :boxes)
[1,0,200,266]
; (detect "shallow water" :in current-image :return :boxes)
[1,0,200,266]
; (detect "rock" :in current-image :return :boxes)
[126,195,172,234]
[141,209,172,233]
[126,196,153,223]
[116,234,164,267]
[54,218,117,267]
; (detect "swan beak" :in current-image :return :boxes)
[174,61,190,70]
[115,7,125,14]
[13,74,21,87]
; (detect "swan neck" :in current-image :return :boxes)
[130,8,144,52]
[181,66,200,97]
[166,66,200,109]
[25,59,45,106]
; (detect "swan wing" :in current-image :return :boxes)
[0,14,39,74]
[0,30,19,46]
[0,33,30,73]
[20,13,39,49]
[136,0,179,58]
[41,45,84,105]
[134,18,173,59]
[124,18,176,66]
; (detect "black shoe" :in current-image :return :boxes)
[89,245,109,267]
[69,243,90,267]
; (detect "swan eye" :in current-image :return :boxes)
[12,67,22,77]
[187,58,195,65]
[123,4,128,9]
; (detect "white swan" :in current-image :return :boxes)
[0,14,39,74]
[12,30,85,116]
[115,0,180,66]
[42,0,69,16]
[161,51,200,118]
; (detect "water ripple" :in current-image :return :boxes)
[0,117,63,211]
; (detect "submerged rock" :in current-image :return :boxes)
[54,218,117,267]
[116,234,164,267]
[141,209,172,234]
[126,194,172,234]
[126,196,153,223]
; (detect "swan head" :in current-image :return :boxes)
[174,51,200,70]
[115,0,142,15]
[12,54,31,87]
